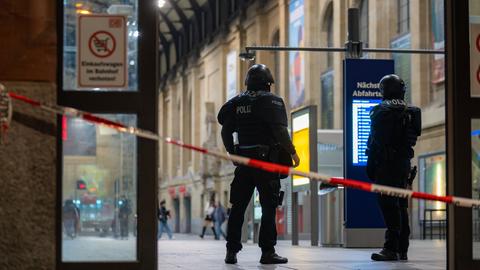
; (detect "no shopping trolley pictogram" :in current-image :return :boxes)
[88,30,116,58]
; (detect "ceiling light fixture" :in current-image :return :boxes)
[157,0,166,8]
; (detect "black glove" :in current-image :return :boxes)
[407,166,417,186]
[277,191,285,206]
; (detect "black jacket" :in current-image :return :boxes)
[366,99,421,186]
[158,206,169,222]
[217,90,296,156]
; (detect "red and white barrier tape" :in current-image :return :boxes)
[6,92,480,208]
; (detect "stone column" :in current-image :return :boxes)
[278,0,289,105]
[410,0,431,107]
[333,0,347,129]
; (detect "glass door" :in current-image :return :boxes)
[446,0,480,268]
[57,1,158,269]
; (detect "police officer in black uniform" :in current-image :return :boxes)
[366,74,421,261]
[218,64,300,265]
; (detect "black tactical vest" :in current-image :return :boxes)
[221,90,288,147]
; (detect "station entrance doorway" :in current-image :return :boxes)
[55,1,479,269]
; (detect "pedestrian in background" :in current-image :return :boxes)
[63,199,79,239]
[214,202,228,240]
[119,197,131,240]
[199,200,217,239]
[158,200,173,240]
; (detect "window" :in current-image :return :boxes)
[397,0,410,34]
[325,4,334,68]
[63,0,139,91]
[271,30,280,95]
[471,119,480,259]
[359,0,369,47]
[391,34,412,102]
[469,0,480,97]
[418,153,447,223]
[201,11,206,40]
[320,70,334,129]
[62,114,137,262]
[320,3,334,129]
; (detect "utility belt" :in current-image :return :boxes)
[236,144,292,179]
[237,144,270,161]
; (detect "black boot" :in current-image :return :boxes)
[260,250,288,264]
[225,250,237,264]
[371,249,399,261]
[398,252,408,261]
[199,227,206,238]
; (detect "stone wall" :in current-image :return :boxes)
[0,0,57,269]
[0,82,56,270]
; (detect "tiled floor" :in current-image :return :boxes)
[62,236,137,262]
[158,234,446,270]
[62,233,446,269]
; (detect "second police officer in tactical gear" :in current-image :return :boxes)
[366,74,422,261]
[218,64,300,265]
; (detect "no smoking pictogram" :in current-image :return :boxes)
[88,31,116,58]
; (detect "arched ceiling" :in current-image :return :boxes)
[157,0,249,81]
[158,0,208,52]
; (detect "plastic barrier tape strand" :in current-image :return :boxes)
[5,92,480,209]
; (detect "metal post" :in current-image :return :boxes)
[309,106,319,246]
[347,8,360,43]
[345,8,362,59]
[292,191,299,245]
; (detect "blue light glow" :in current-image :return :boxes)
[352,99,381,166]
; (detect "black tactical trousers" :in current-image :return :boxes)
[226,166,280,253]
[378,195,410,253]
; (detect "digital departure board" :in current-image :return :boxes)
[352,99,381,166]
[343,59,393,238]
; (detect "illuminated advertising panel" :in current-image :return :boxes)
[292,111,310,187]
[289,0,305,109]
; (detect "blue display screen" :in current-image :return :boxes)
[352,99,381,166]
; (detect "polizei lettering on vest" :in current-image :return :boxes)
[236,105,252,114]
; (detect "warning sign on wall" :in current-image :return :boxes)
[77,15,127,89]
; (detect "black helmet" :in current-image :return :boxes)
[245,64,274,90]
[379,74,406,100]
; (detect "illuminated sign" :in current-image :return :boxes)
[292,109,311,187]
[352,99,381,166]
[77,15,127,88]
[76,179,87,190]
[343,59,393,245]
